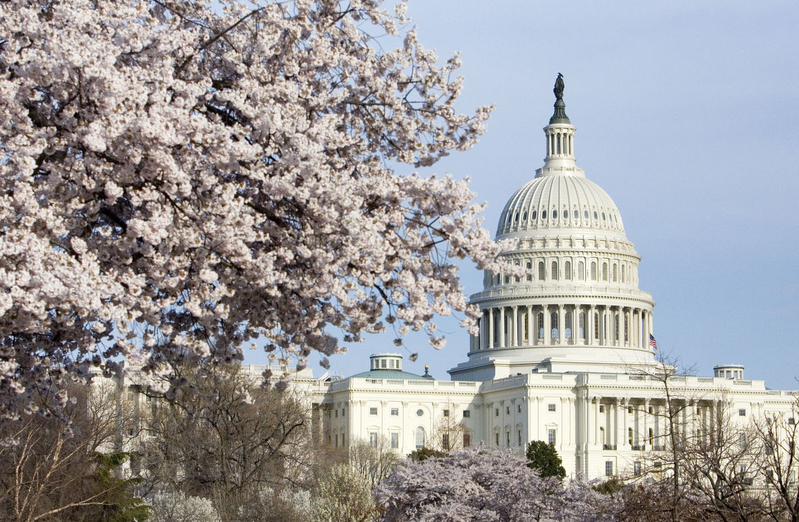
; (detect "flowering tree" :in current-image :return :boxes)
[0,0,504,417]
[374,447,613,522]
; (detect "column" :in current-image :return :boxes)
[543,305,550,345]
[622,398,629,448]
[613,399,621,449]
[511,306,518,347]
[499,307,505,348]
[527,305,534,346]
[558,304,565,345]
[586,395,594,448]
[488,309,494,348]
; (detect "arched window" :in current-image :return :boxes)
[578,261,585,280]
[594,312,600,340]
[649,428,654,446]
[526,261,533,282]
[621,265,625,283]
[600,427,605,446]
[628,427,634,446]
[522,313,529,342]
[573,209,579,220]
[538,261,545,280]
[551,261,558,281]
[515,259,521,283]
[590,262,597,281]
[537,312,544,339]
[579,312,585,339]
[614,314,620,342]
[602,262,608,281]
[624,315,629,343]
[565,261,572,280]
[551,310,558,339]
[612,264,617,282]
[415,427,425,449]
[565,310,573,339]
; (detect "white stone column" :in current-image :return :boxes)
[488,309,494,348]
[643,399,650,449]
[511,305,518,347]
[499,307,506,348]
[527,305,534,346]
[622,398,629,448]
[543,305,550,344]
[614,399,621,448]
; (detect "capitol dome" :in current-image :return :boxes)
[450,79,658,381]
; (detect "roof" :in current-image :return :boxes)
[347,369,428,380]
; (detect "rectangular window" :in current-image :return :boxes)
[390,408,399,416]
[463,410,471,418]
[548,403,556,412]
[518,405,522,413]
[506,406,510,415]
[381,359,386,368]
[495,408,499,417]
[463,433,471,448]
[654,461,663,469]
[599,405,605,413]
[790,417,796,425]
[369,407,378,415]
[335,410,338,417]
[334,434,338,448]
[739,409,746,417]
[442,434,450,451]
[548,428,556,445]
[370,432,377,447]
[605,460,613,477]
[342,408,345,417]
[391,432,399,449]
[506,431,511,447]
[633,461,641,477]
[495,432,500,446]
[443,409,450,417]
[518,430,522,446]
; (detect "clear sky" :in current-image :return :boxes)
[247,1,799,390]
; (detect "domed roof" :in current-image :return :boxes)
[497,172,626,238]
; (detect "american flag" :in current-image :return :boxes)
[649,334,658,351]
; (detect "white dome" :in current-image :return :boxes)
[497,172,626,239]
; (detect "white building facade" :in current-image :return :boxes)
[315,84,799,480]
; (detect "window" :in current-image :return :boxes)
[548,429,556,445]
[334,434,338,448]
[518,404,522,413]
[621,265,625,283]
[390,408,399,416]
[654,461,663,469]
[415,427,425,449]
[551,261,558,280]
[634,461,641,477]
[369,407,378,416]
[739,409,746,417]
[495,432,500,446]
[628,427,633,445]
[381,359,386,368]
[526,261,533,282]
[789,417,796,425]
[565,261,572,280]
[463,410,471,418]
[416,409,424,417]
[506,406,510,415]
[584,210,589,220]
[578,261,585,280]
[590,261,597,280]
[443,409,450,417]
[612,264,617,282]
[506,431,511,447]
[370,432,378,447]
[574,209,579,220]
[442,434,450,451]
[552,209,557,219]
[463,433,471,448]
[389,359,395,368]
[538,261,545,280]
[605,461,613,477]
[542,210,547,219]
[548,403,556,412]
[551,310,558,339]
[391,432,399,449]
[495,408,499,417]
[335,410,338,418]
[342,408,345,417]
[602,262,608,281]
[599,404,605,413]
[518,430,522,446]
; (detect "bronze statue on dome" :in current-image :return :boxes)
[554,73,564,100]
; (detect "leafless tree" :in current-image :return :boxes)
[755,395,799,521]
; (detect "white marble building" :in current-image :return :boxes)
[315,84,799,480]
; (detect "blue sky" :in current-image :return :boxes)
[247,1,799,390]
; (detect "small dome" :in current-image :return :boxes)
[497,173,625,238]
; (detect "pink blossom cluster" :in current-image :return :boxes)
[0,0,507,417]
[375,447,613,521]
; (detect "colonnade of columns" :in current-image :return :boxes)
[470,304,653,352]
[546,128,575,158]
[581,396,728,453]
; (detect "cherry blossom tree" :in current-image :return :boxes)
[0,0,506,418]
[374,447,613,522]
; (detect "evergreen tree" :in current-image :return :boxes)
[526,441,566,480]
